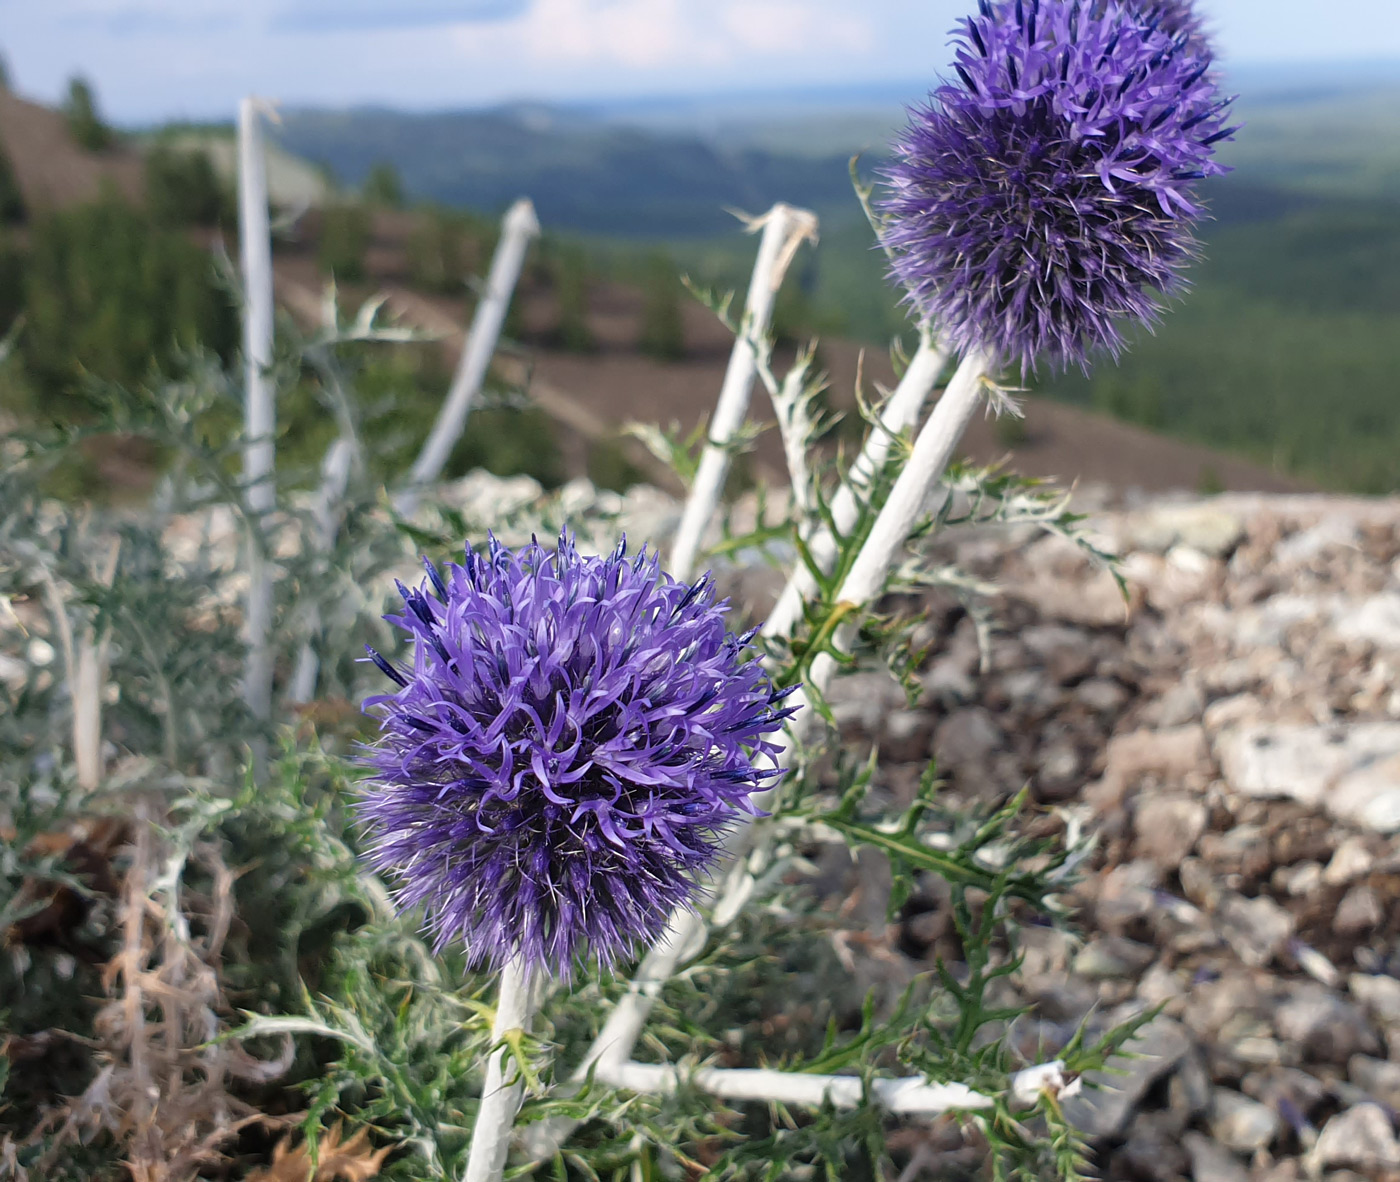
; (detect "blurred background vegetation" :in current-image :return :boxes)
[0,63,1397,494]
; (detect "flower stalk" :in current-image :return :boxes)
[763,330,948,640]
[396,198,540,518]
[463,960,535,1182]
[239,96,277,722]
[668,203,818,580]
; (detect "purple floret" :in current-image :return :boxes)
[879,0,1235,373]
[356,530,797,979]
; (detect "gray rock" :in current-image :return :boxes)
[933,707,1002,770]
[1094,859,1164,931]
[1330,754,1400,834]
[1209,1087,1281,1153]
[1140,961,1189,1009]
[1314,1103,1400,1169]
[1077,677,1131,714]
[1134,793,1208,869]
[1037,738,1083,799]
[1182,1131,1249,1182]
[1122,1111,1191,1182]
[1171,1049,1214,1119]
[1273,513,1359,565]
[1274,982,1379,1063]
[1073,936,1157,979]
[1349,973,1400,1025]
[1335,884,1383,934]
[1348,1054,1400,1110]
[1216,893,1295,968]
[881,708,934,764]
[826,673,908,738]
[1153,678,1207,729]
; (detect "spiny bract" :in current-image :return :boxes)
[357,530,797,978]
[880,0,1234,373]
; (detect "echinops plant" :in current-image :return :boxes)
[0,1,1236,1180]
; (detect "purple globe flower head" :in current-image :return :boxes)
[1125,0,1213,54]
[879,0,1237,374]
[357,529,798,980]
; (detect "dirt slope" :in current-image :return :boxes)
[0,89,144,212]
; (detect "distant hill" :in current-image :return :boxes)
[274,105,873,238]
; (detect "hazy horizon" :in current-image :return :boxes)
[5,0,1399,125]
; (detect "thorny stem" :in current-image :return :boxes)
[239,97,277,725]
[525,348,998,1163]
[763,331,949,640]
[289,437,356,704]
[667,204,819,581]
[806,349,995,691]
[597,1058,1079,1116]
[463,959,536,1182]
[396,199,540,519]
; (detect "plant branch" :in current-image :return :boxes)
[463,959,536,1182]
[396,199,540,519]
[764,331,948,640]
[595,1057,1079,1116]
[667,203,818,581]
[239,96,277,723]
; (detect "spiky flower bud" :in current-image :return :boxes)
[357,531,797,978]
[880,0,1235,373]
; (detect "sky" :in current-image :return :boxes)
[2,0,1398,124]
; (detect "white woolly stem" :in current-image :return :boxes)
[597,1058,1076,1115]
[239,97,277,722]
[524,350,997,1164]
[396,199,540,519]
[763,332,948,641]
[804,348,993,691]
[463,959,536,1182]
[289,437,355,704]
[667,204,818,581]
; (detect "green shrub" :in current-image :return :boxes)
[550,244,596,353]
[362,161,405,208]
[0,144,24,224]
[317,203,371,282]
[63,76,112,152]
[144,144,230,227]
[406,207,483,294]
[587,436,647,492]
[21,196,237,408]
[638,251,684,361]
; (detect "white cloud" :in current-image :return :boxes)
[719,1,875,58]
[446,0,876,75]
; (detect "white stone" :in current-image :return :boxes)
[1209,1088,1280,1152]
[1216,723,1400,821]
[1336,593,1400,649]
[1314,1103,1400,1169]
[1324,837,1377,886]
[1331,754,1400,833]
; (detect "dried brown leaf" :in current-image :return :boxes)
[247,1123,393,1182]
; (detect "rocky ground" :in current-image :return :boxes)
[800,489,1400,1182]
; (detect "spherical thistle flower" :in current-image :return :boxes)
[1126,0,1213,54]
[356,530,798,980]
[879,0,1236,374]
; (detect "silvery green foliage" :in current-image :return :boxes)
[0,280,1150,1182]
